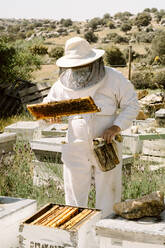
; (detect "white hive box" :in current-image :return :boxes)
[4,121,41,141]
[96,211,165,248]
[19,203,101,248]
[0,132,16,155]
[141,128,165,157]
[132,118,156,129]
[30,137,65,162]
[41,123,68,138]
[0,196,37,248]
[122,118,155,155]
[122,130,143,155]
[122,127,165,156]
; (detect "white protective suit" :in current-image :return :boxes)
[44,66,139,218]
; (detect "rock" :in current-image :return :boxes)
[113,191,165,219]
[137,90,148,100]
[136,110,147,120]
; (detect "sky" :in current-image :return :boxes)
[0,0,164,21]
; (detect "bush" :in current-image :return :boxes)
[88,17,103,30]
[104,46,126,66]
[153,70,165,89]
[30,44,48,55]
[151,31,165,63]
[134,12,152,27]
[108,21,116,29]
[132,69,165,89]
[48,46,64,60]
[84,31,98,43]
[60,18,73,27]
[123,48,140,62]
[132,70,154,89]
[120,23,132,32]
[107,32,129,43]
[135,31,155,43]
[0,39,41,85]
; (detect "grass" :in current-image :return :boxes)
[0,140,65,209]
[0,112,33,132]
[1,139,165,210]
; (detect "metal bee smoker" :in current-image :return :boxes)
[93,134,123,172]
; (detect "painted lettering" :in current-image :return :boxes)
[29,242,64,248]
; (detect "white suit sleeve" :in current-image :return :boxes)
[113,74,139,131]
[43,81,61,103]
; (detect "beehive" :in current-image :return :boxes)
[19,203,101,248]
[0,196,36,248]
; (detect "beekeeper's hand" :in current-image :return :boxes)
[102,125,121,144]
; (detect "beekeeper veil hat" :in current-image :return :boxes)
[56,37,105,68]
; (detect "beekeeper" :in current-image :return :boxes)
[44,37,139,218]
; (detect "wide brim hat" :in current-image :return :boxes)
[56,37,105,68]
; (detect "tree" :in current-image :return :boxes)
[134,12,152,27]
[0,39,41,85]
[120,23,132,32]
[151,31,165,63]
[144,8,151,12]
[88,17,103,30]
[60,18,73,27]
[151,8,158,13]
[84,31,98,43]
[103,13,111,19]
[104,46,126,66]
[48,46,64,60]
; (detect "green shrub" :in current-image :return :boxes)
[153,70,165,89]
[30,44,48,55]
[0,39,41,85]
[120,23,132,32]
[108,21,116,29]
[60,18,73,27]
[123,48,140,62]
[107,32,129,44]
[104,46,126,66]
[151,31,165,63]
[84,31,98,43]
[48,46,64,60]
[132,69,165,89]
[135,31,155,43]
[88,17,103,30]
[132,70,154,89]
[134,12,152,27]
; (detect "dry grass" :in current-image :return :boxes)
[32,64,59,84]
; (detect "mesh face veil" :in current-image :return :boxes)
[59,57,105,90]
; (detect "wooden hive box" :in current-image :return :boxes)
[19,203,101,248]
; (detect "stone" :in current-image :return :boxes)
[136,110,147,120]
[137,89,148,100]
[113,191,165,219]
